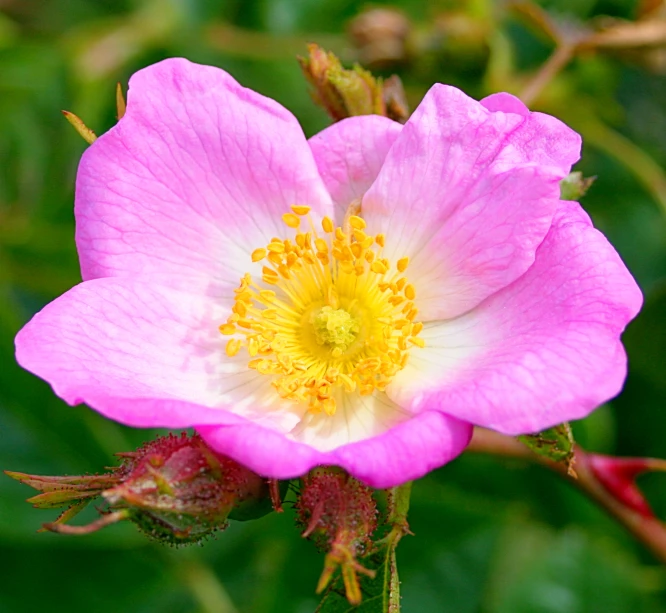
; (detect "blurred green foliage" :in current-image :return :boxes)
[1,0,666,611]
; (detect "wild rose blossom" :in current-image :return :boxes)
[15,59,641,488]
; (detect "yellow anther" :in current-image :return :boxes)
[352,229,367,243]
[262,309,278,320]
[376,234,385,247]
[350,243,362,259]
[267,242,285,253]
[322,216,334,233]
[233,301,247,317]
[282,213,300,228]
[412,322,423,335]
[295,233,306,248]
[335,227,346,241]
[349,215,366,230]
[219,323,237,335]
[397,257,409,272]
[371,260,388,275]
[409,337,425,348]
[361,236,374,249]
[315,237,329,253]
[291,204,311,215]
[364,250,375,263]
[251,248,267,262]
[404,284,416,300]
[267,252,282,267]
[225,339,242,357]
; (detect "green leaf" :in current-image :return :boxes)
[315,539,400,613]
[517,423,576,473]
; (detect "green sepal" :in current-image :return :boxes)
[518,423,576,473]
[560,171,596,201]
[315,538,399,612]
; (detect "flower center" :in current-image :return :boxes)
[219,205,424,416]
[311,306,360,355]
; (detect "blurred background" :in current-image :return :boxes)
[1,0,666,611]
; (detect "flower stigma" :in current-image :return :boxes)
[219,205,425,417]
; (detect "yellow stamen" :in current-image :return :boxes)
[349,215,366,230]
[291,205,311,215]
[251,248,267,262]
[220,210,424,416]
[282,213,300,228]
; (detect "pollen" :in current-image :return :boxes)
[220,206,424,416]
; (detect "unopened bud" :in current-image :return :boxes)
[104,433,266,544]
[6,433,269,545]
[588,454,666,518]
[298,44,385,122]
[296,468,378,605]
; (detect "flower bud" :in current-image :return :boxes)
[298,44,385,121]
[296,468,378,605]
[6,433,269,544]
[104,433,267,544]
[588,454,666,518]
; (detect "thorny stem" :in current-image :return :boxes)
[519,43,574,106]
[468,428,666,565]
[381,481,413,613]
[384,481,413,546]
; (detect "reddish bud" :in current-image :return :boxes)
[6,433,269,544]
[104,433,266,544]
[296,468,378,605]
[298,44,386,122]
[588,454,666,518]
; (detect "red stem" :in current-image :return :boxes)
[468,428,666,564]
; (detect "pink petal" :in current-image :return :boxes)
[76,58,333,282]
[198,410,472,488]
[308,115,402,219]
[14,276,299,431]
[388,200,642,434]
[481,92,529,116]
[362,84,581,319]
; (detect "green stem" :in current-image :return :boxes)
[382,481,413,612]
[387,481,412,527]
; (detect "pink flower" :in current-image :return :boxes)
[15,59,641,488]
